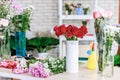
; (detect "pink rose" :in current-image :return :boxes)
[93,11,102,19]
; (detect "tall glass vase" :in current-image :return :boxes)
[97,25,115,77]
[15,32,26,57]
[0,28,11,61]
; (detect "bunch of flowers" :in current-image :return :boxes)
[0,60,17,69]
[54,24,88,40]
[29,62,50,78]
[12,67,28,74]
[93,9,113,72]
[0,0,12,33]
[64,2,74,15]
[93,10,113,33]
[83,5,90,15]
[0,0,12,18]
[28,57,66,75]
[11,2,34,32]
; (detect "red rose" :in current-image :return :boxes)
[66,25,73,32]
[76,29,84,38]
[72,25,79,36]
[53,25,66,37]
[66,31,73,38]
[59,24,66,34]
[80,25,88,34]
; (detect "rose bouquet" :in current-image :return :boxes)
[54,24,88,40]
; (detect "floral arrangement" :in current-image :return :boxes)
[0,0,11,30]
[64,2,74,15]
[93,9,114,72]
[0,57,65,78]
[83,5,90,15]
[28,57,66,75]
[54,24,88,40]
[0,0,12,18]
[0,60,17,69]
[93,10,113,34]
[11,3,34,32]
[29,62,50,78]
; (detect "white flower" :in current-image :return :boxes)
[0,19,9,26]
[43,63,49,68]
[19,58,27,68]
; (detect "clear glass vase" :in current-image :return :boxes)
[97,25,115,78]
[98,50,114,77]
[0,28,11,61]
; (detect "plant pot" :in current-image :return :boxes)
[15,32,26,57]
[38,53,48,60]
[75,8,82,15]
[66,41,79,73]
[118,45,120,55]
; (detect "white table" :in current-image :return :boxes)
[0,64,120,80]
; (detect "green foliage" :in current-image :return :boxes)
[114,54,120,67]
[0,1,10,18]
[46,58,66,74]
[114,31,120,45]
[10,36,59,53]
[26,37,59,52]
[11,7,32,32]
[28,57,66,74]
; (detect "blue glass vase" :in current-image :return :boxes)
[15,32,26,57]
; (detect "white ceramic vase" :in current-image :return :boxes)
[66,41,79,73]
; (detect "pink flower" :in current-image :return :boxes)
[0,19,9,26]
[104,10,113,18]
[11,4,23,14]
[93,11,102,19]
[10,0,14,3]
[29,62,50,78]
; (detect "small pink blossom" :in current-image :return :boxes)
[0,19,9,26]
[10,0,14,3]
[29,62,50,78]
[12,4,23,14]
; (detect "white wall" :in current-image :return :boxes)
[14,0,119,34]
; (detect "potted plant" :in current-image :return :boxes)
[83,5,90,15]
[26,37,59,59]
[64,2,74,15]
[75,3,83,15]
[11,2,33,57]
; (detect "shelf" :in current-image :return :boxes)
[60,15,94,20]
